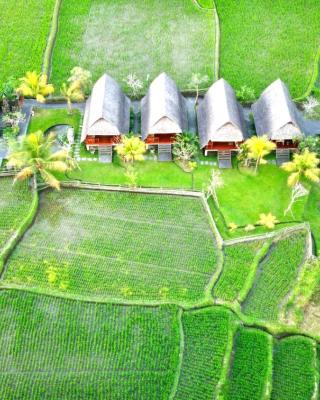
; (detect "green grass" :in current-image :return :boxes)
[216,164,307,227]
[2,189,218,304]
[0,178,33,251]
[51,0,215,91]
[28,108,81,134]
[223,327,272,400]
[242,231,307,322]
[174,307,236,399]
[0,290,180,399]
[304,184,320,255]
[0,0,55,86]
[212,240,265,303]
[215,0,320,99]
[271,336,318,400]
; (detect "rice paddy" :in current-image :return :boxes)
[1,189,218,304]
[0,0,56,86]
[215,0,320,99]
[50,0,215,91]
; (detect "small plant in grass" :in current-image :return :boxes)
[228,222,238,232]
[257,212,278,229]
[282,149,320,215]
[188,73,209,106]
[2,111,25,140]
[172,132,199,169]
[17,71,54,103]
[7,130,77,190]
[302,96,320,118]
[188,161,198,190]
[123,73,144,97]
[298,136,320,158]
[244,135,276,173]
[206,169,224,207]
[236,85,256,102]
[124,165,139,188]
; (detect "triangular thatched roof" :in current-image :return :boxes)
[197,78,246,148]
[252,79,303,140]
[141,73,188,140]
[81,74,130,142]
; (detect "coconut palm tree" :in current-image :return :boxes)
[61,80,85,114]
[115,136,146,164]
[244,135,276,173]
[281,149,320,215]
[7,130,77,190]
[281,149,320,187]
[17,71,54,103]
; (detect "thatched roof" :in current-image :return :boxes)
[81,74,130,142]
[141,73,188,140]
[197,78,246,148]
[252,79,303,140]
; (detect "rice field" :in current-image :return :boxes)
[50,0,215,91]
[1,189,218,304]
[215,0,320,99]
[271,336,318,400]
[174,307,236,399]
[242,231,307,322]
[223,327,273,400]
[0,0,56,86]
[0,178,33,251]
[0,290,180,399]
[213,240,265,303]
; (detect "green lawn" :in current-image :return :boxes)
[28,108,81,134]
[0,290,180,399]
[2,189,218,305]
[50,0,215,91]
[215,0,320,99]
[0,178,33,252]
[0,0,55,86]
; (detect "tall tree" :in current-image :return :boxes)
[68,67,92,94]
[17,72,54,103]
[244,135,276,173]
[188,73,209,107]
[7,130,77,190]
[61,81,85,114]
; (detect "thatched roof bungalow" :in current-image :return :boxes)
[252,79,303,145]
[81,74,130,156]
[198,78,246,150]
[141,73,187,160]
[197,78,246,167]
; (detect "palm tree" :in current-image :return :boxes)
[17,71,54,103]
[281,149,320,215]
[245,135,276,173]
[7,130,77,190]
[115,136,146,164]
[281,149,320,187]
[61,80,85,114]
